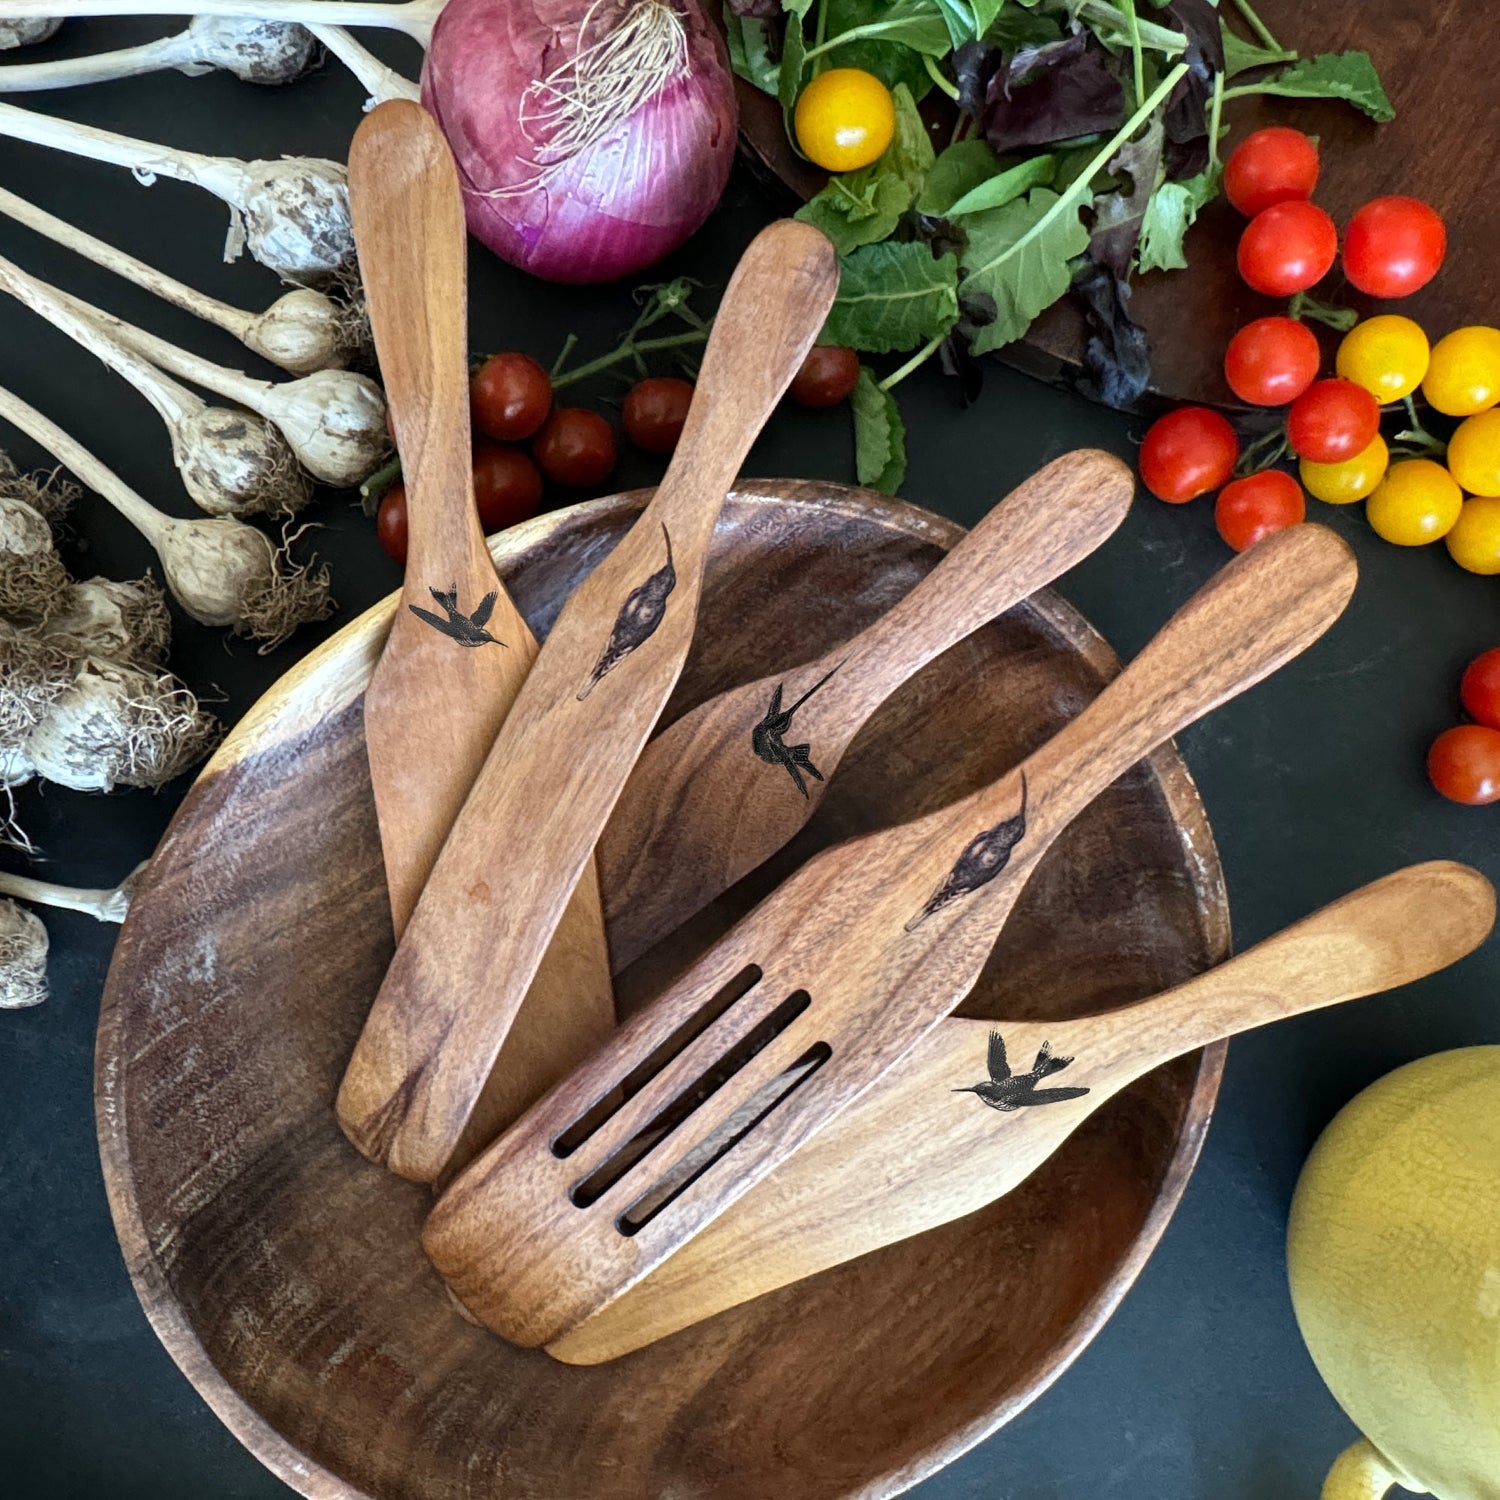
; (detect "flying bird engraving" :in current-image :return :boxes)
[751,661,843,797]
[954,1032,1090,1112]
[409,585,505,648]
[906,773,1028,930]
[578,524,676,700]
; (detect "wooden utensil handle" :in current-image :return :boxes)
[349,100,487,583]
[826,451,1135,724]
[1016,523,1357,847]
[639,219,838,567]
[1098,860,1496,1071]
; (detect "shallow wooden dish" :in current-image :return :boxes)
[98,480,1229,1500]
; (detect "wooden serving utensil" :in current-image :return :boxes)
[423,523,1359,1347]
[548,859,1496,1361]
[599,447,1135,972]
[337,218,841,1184]
[346,100,614,1173]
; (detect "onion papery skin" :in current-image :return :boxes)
[421,0,737,285]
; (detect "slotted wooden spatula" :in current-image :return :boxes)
[337,218,840,1184]
[599,447,1135,971]
[423,523,1359,1347]
[346,99,613,1171]
[547,858,1495,1361]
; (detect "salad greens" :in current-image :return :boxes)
[726,0,1394,494]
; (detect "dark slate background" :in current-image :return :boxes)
[1,21,1491,1499]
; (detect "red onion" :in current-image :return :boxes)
[421,0,737,284]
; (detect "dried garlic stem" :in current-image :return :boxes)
[0,100,354,285]
[308,24,420,104]
[0,250,309,516]
[0,382,333,650]
[0,0,443,45]
[0,862,145,922]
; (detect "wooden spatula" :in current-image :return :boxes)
[337,218,840,1184]
[548,858,1495,1361]
[599,447,1135,971]
[423,523,1359,1347]
[346,99,613,1171]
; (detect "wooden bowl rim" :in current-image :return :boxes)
[95,479,1229,1500]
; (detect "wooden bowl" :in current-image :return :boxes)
[98,480,1228,1500]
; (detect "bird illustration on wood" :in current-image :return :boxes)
[409,585,504,648]
[907,773,1028,930]
[954,1032,1090,1111]
[750,661,843,797]
[579,524,676,699]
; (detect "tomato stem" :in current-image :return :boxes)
[1394,396,1448,458]
[360,453,402,511]
[1287,290,1358,332]
[551,328,710,391]
[1234,425,1290,478]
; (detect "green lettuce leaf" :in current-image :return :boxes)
[795,84,933,254]
[959,187,1092,354]
[1219,24,1295,78]
[1239,51,1395,122]
[947,154,1058,217]
[818,0,948,96]
[824,241,961,352]
[1138,166,1220,273]
[851,367,907,494]
[722,11,781,94]
[917,139,1004,215]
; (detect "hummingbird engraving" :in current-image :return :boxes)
[578,524,676,700]
[409,585,505,648]
[751,661,843,797]
[955,1032,1089,1111]
[906,773,1028,931]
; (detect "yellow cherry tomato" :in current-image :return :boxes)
[1365,459,1464,545]
[1422,327,1500,417]
[1336,315,1430,403]
[1445,496,1500,574]
[1300,433,1389,504]
[794,67,896,173]
[1446,409,1500,496]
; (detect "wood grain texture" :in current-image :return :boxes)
[733,1,1496,406]
[552,861,1495,1362]
[345,100,613,1179]
[98,482,1229,1500]
[599,448,1134,970]
[339,220,839,1185]
[424,524,1357,1349]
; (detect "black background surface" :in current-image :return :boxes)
[0,23,1492,1499]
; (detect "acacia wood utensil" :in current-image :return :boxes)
[549,859,1496,1361]
[346,100,614,1171]
[337,218,841,1184]
[599,447,1135,971]
[424,522,1359,1346]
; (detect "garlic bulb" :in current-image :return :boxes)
[42,575,170,667]
[0,896,47,1008]
[0,492,67,621]
[173,405,311,518]
[26,657,217,792]
[0,625,76,751]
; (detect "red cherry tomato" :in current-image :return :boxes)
[1427,724,1500,805]
[1214,470,1306,551]
[376,481,408,566]
[623,376,694,454]
[1287,379,1382,464]
[1138,407,1239,503]
[1343,196,1447,299]
[1223,127,1320,218]
[1460,647,1500,730]
[1237,201,1339,298]
[471,352,553,442]
[790,345,861,408]
[471,443,543,533]
[533,406,617,488]
[1223,317,1322,406]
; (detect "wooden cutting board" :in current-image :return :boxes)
[736,0,1493,406]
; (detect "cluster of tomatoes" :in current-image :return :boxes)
[1430,649,1500,805]
[374,345,862,565]
[1138,125,1468,558]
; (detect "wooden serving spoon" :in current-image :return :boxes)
[548,859,1496,1361]
[599,447,1135,972]
[345,100,614,1175]
[337,218,840,1184]
[423,523,1359,1348]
